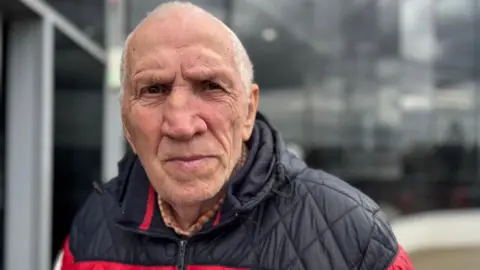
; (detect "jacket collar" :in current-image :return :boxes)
[114,155,175,237]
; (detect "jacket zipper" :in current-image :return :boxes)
[117,214,242,270]
[117,225,191,269]
[178,240,188,270]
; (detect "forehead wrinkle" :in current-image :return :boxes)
[181,47,225,67]
[180,48,236,85]
[131,24,234,69]
[130,47,172,76]
[125,11,243,91]
[140,11,223,47]
[138,8,233,50]
[121,2,254,99]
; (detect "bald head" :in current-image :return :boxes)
[120,1,253,97]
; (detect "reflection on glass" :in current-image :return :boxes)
[123,0,480,218]
[45,0,105,46]
[52,29,104,259]
[231,1,311,144]
[400,0,437,63]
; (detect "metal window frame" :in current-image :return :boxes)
[3,0,109,269]
[19,0,105,63]
[103,0,126,181]
[4,15,54,270]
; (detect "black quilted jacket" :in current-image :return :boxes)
[62,113,403,270]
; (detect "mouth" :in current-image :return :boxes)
[164,155,216,171]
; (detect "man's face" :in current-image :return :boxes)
[122,14,258,206]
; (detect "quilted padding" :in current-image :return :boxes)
[65,113,402,270]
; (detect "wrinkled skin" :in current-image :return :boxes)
[121,9,259,211]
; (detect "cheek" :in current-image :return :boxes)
[206,98,241,126]
[200,99,245,151]
[128,107,162,154]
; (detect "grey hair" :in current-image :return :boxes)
[119,1,254,99]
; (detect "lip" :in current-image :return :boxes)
[164,155,215,171]
[166,155,215,162]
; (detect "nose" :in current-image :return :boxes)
[161,87,207,141]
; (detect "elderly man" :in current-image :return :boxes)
[61,2,412,270]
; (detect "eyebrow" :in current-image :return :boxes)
[184,65,235,86]
[130,54,170,79]
[131,70,174,88]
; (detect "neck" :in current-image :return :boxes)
[169,191,224,230]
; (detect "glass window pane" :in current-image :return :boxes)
[52,29,104,259]
[122,0,480,218]
[231,0,312,89]
[435,0,475,84]
[46,0,105,46]
[231,0,312,150]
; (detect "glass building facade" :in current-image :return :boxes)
[127,0,480,217]
[0,0,480,269]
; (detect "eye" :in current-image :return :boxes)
[201,80,223,91]
[141,84,171,95]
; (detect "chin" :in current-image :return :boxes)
[149,164,228,205]
[165,179,224,206]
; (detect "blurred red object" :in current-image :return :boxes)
[400,191,413,213]
[452,187,469,207]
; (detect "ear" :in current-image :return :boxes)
[242,83,259,141]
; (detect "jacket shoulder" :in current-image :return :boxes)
[68,177,122,258]
[297,168,382,213]
[73,177,122,226]
[285,168,398,269]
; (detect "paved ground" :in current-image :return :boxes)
[410,247,480,270]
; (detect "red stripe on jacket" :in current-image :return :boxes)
[387,245,414,270]
[61,236,246,270]
[61,237,411,269]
